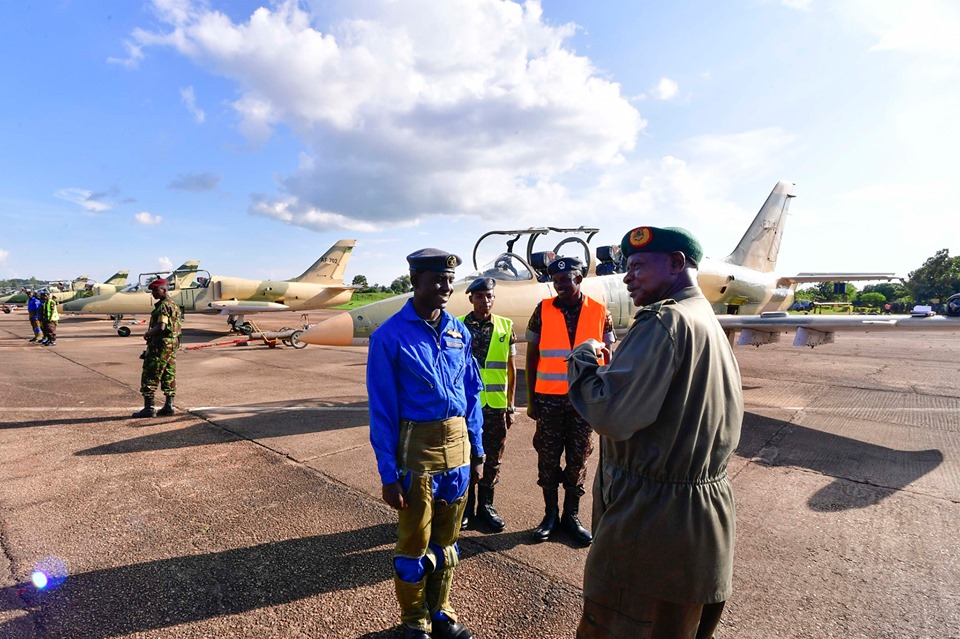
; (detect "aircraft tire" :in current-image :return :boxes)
[946,294,960,317]
[289,330,308,349]
[2,307,9,314]
[239,322,254,336]
[117,326,132,337]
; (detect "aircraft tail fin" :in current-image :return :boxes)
[172,260,201,286]
[291,240,357,284]
[722,181,796,273]
[104,270,129,286]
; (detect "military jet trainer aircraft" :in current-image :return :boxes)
[63,240,357,336]
[300,182,960,349]
[0,271,129,313]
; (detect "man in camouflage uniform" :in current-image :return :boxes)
[525,257,615,546]
[133,279,182,418]
[38,290,59,346]
[459,277,517,532]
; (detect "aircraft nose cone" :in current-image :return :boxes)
[301,312,356,346]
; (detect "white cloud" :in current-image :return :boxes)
[158,257,173,271]
[652,77,679,100]
[135,211,163,225]
[843,0,960,58]
[107,40,144,68]
[180,86,206,123]
[54,188,114,213]
[0,249,8,263]
[126,0,645,231]
[781,0,812,10]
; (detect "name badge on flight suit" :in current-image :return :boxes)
[444,329,464,349]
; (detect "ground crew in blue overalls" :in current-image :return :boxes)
[366,248,485,639]
[458,276,517,533]
[26,290,42,342]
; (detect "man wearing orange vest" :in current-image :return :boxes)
[459,276,517,532]
[525,256,615,546]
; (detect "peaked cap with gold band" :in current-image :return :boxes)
[406,248,462,273]
[620,226,703,264]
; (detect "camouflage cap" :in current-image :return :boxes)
[406,248,462,273]
[547,256,584,277]
[465,277,496,294]
[621,226,703,264]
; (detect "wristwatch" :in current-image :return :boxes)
[505,406,516,414]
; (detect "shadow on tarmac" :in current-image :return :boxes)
[0,523,396,639]
[737,411,944,511]
[74,402,371,456]
[0,415,132,429]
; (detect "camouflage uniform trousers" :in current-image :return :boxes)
[41,321,57,342]
[140,346,177,398]
[532,392,594,495]
[479,406,509,488]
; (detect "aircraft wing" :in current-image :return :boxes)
[778,272,899,284]
[717,312,960,348]
[207,300,291,314]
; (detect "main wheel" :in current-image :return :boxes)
[117,326,132,337]
[946,294,960,317]
[238,322,254,336]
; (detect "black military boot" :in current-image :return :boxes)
[132,396,156,418]
[157,396,175,417]
[561,490,593,546]
[531,487,559,542]
[476,485,505,532]
[432,616,474,639]
[460,484,476,530]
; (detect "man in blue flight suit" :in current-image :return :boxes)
[366,248,485,639]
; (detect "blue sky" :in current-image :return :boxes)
[2,0,958,287]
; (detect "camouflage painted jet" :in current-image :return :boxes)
[0,271,129,313]
[301,182,960,349]
[63,240,357,336]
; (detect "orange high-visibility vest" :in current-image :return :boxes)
[535,295,606,395]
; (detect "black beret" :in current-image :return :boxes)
[406,248,462,273]
[620,226,703,264]
[547,256,584,277]
[465,277,496,294]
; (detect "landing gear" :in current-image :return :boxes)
[111,315,131,336]
[118,326,132,337]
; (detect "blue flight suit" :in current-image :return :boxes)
[27,296,42,339]
[366,298,484,633]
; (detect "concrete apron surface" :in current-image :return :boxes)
[0,311,958,638]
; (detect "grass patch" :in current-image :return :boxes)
[333,291,401,309]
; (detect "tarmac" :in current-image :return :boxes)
[0,308,958,638]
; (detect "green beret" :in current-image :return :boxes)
[620,226,703,264]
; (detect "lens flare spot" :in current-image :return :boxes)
[31,571,48,589]
[31,556,68,591]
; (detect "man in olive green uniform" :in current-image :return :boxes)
[459,277,517,532]
[568,226,743,639]
[133,279,182,418]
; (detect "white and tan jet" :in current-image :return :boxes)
[300,182,960,348]
[63,240,357,336]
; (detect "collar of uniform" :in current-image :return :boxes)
[464,311,493,325]
[632,285,703,319]
[400,297,451,329]
[551,292,584,308]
